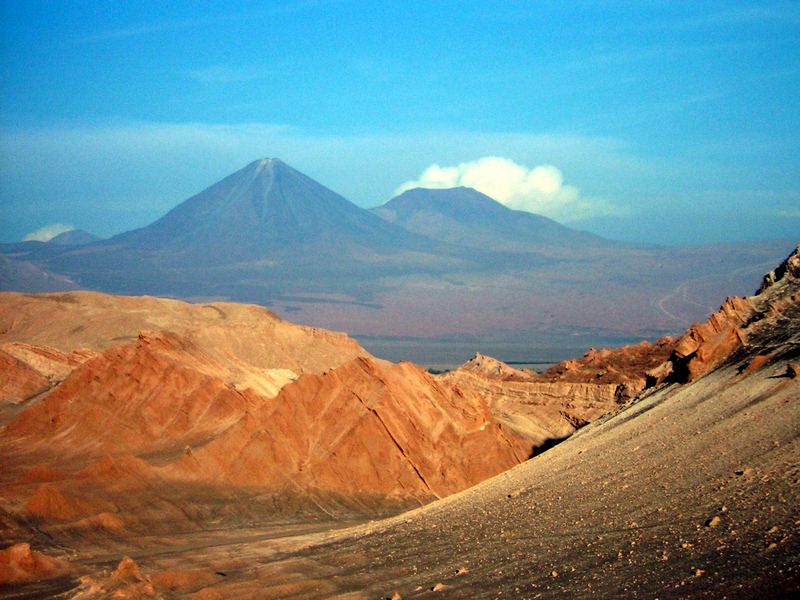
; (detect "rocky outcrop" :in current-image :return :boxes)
[458,353,534,381]
[0,342,95,405]
[666,296,756,382]
[445,339,677,446]
[538,338,677,398]
[71,557,159,600]
[0,542,72,584]
[441,368,623,446]
[170,357,530,502]
[1,342,94,382]
[2,331,283,461]
[757,243,800,293]
[659,244,800,383]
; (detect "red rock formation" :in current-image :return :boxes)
[0,542,71,584]
[2,331,266,461]
[442,364,622,447]
[0,349,50,403]
[0,298,534,527]
[71,557,158,600]
[539,337,677,396]
[668,296,756,381]
[170,357,530,501]
[662,244,800,383]
[444,339,677,446]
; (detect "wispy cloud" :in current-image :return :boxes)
[75,18,200,43]
[74,1,353,44]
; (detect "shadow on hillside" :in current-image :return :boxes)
[529,435,571,459]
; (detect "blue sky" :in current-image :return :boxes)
[1,1,798,244]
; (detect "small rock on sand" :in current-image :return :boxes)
[706,516,722,528]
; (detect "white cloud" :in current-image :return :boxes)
[395,156,625,222]
[23,223,74,242]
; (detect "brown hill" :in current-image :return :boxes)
[0,291,369,375]
[169,356,529,502]
[1,331,276,462]
[0,291,534,550]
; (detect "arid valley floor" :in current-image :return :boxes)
[1,246,799,599]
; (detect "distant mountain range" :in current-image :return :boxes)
[1,158,795,363]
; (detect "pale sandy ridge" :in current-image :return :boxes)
[0,290,369,375]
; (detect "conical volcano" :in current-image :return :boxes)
[36,158,462,300]
[114,158,417,263]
